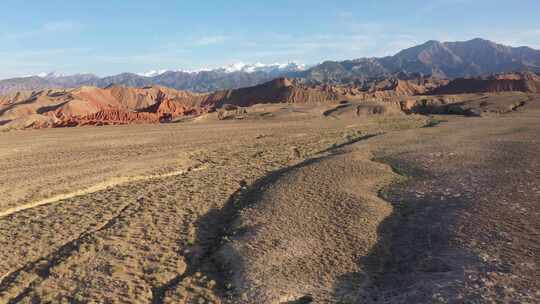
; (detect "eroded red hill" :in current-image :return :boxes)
[0,78,349,129]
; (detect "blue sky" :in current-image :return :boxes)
[1,0,539,79]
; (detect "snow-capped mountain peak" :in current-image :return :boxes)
[36,71,67,79]
[137,70,168,77]
[219,62,307,73]
[137,62,307,77]
[35,71,96,79]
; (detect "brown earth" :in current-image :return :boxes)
[399,92,531,117]
[433,72,540,95]
[0,93,538,303]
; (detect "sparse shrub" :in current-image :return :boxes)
[423,117,446,128]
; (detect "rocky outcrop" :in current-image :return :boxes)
[432,72,540,95]
[400,93,530,117]
[212,78,342,108]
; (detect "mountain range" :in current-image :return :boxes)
[1,38,539,95]
[301,38,540,84]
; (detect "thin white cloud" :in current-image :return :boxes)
[417,0,471,15]
[95,49,192,65]
[0,47,92,79]
[233,32,396,63]
[335,11,354,19]
[0,48,91,58]
[476,29,540,49]
[41,21,81,33]
[193,35,229,46]
[1,20,82,40]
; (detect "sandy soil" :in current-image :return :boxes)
[0,95,538,303]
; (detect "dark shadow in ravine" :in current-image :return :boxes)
[36,100,70,114]
[331,156,482,303]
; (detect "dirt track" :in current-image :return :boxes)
[0,95,539,303]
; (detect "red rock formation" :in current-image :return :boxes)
[0,84,221,128]
[155,99,189,117]
[4,74,502,130]
[55,109,162,127]
[1,77,442,129]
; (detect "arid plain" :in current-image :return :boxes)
[0,93,538,303]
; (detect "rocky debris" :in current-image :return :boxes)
[217,105,248,120]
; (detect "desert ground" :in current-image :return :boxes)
[0,95,539,303]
